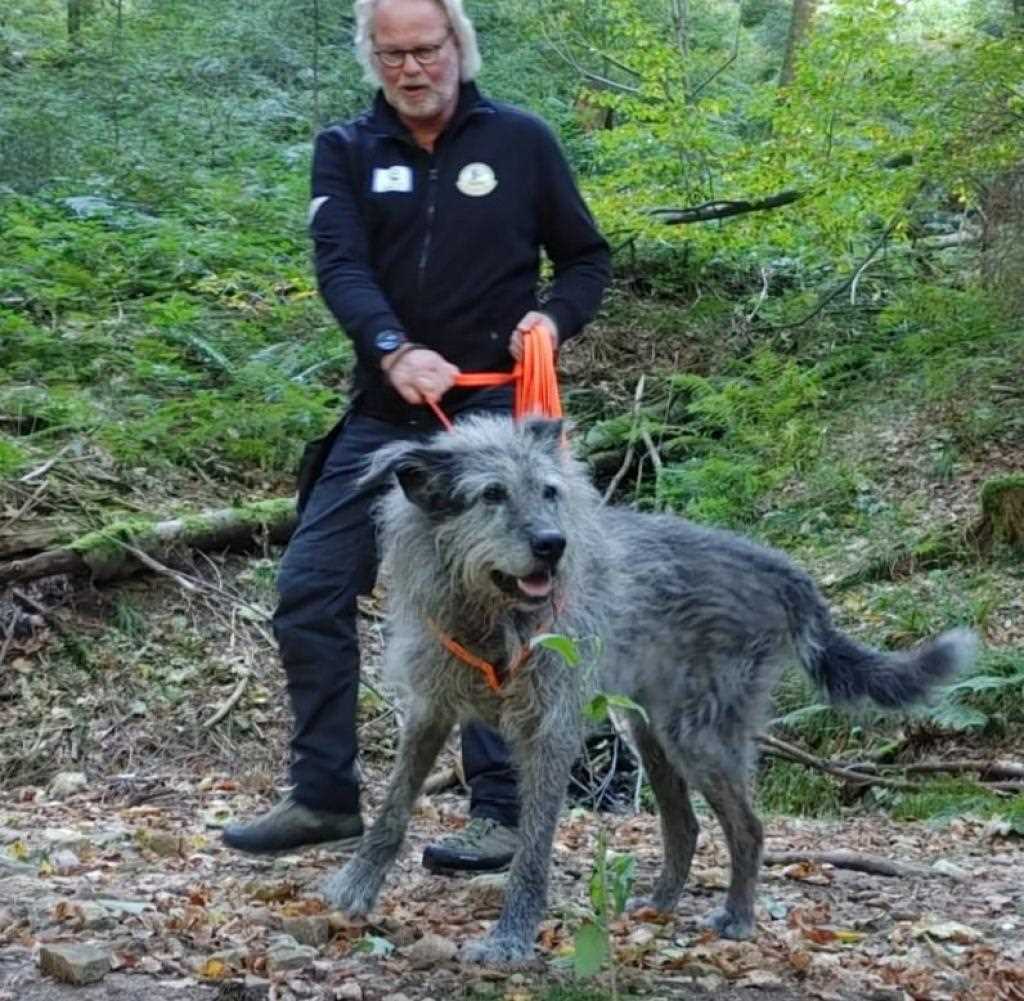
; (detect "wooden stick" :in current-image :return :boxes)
[762,849,949,880]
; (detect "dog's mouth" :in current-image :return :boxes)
[491,568,556,604]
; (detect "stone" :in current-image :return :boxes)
[404,933,458,968]
[48,772,88,799]
[38,942,111,985]
[931,859,970,882]
[465,872,507,910]
[265,935,317,973]
[335,982,363,1001]
[281,914,331,947]
[143,831,185,857]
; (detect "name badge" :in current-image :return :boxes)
[372,165,413,193]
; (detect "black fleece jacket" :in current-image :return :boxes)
[309,82,611,422]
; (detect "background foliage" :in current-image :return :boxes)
[2,0,1023,819]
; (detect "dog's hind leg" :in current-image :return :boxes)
[322,702,454,918]
[691,758,762,940]
[625,721,699,915]
[461,731,578,968]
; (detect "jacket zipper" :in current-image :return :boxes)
[417,163,440,293]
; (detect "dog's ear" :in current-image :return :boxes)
[522,418,564,454]
[362,442,463,516]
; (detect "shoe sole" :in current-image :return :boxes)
[421,853,514,875]
[223,834,363,857]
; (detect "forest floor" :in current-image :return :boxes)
[1,759,1023,1001]
[2,321,1023,1001]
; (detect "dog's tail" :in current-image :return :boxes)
[797,611,977,709]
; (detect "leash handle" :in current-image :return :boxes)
[426,326,560,429]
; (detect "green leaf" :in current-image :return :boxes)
[352,935,394,957]
[573,921,608,978]
[532,633,581,667]
[584,692,649,724]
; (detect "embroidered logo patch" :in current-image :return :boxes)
[456,162,498,197]
[372,165,413,193]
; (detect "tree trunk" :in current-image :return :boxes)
[778,0,817,88]
[67,0,93,43]
[0,499,297,586]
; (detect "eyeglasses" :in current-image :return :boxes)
[373,30,452,68]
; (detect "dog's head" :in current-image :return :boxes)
[364,416,584,611]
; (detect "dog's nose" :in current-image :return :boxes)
[530,530,566,562]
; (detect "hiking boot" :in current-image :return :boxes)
[422,817,519,873]
[221,794,363,855]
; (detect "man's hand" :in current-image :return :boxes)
[382,347,460,405]
[509,311,559,361]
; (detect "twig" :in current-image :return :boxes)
[0,481,49,536]
[762,849,949,880]
[19,445,73,484]
[203,671,251,729]
[850,759,1024,781]
[602,376,646,504]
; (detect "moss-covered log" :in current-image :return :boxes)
[0,498,297,585]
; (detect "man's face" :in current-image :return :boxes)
[373,0,460,129]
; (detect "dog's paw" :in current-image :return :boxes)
[701,906,755,941]
[460,934,534,968]
[321,858,383,918]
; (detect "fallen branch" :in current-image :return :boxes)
[0,498,297,586]
[758,734,919,791]
[762,849,947,880]
[850,759,1024,782]
[760,735,1023,797]
[648,190,803,225]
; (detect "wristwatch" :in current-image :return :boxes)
[373,328,408,357]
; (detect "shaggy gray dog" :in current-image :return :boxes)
[322,415,977,966]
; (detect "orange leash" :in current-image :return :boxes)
[424,325,562,692]
[425,325,562,430]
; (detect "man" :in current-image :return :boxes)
[222,0,610,872]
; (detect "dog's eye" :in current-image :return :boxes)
[542,484,559,501]
[482,484,507,503]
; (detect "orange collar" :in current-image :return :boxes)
[427,616,551,695]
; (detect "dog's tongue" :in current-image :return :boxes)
[517,572,553,598]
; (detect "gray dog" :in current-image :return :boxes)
[322,415,977,966]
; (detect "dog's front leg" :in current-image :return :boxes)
[461,730,577,968]
[322,702,453,918]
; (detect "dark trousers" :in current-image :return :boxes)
[273,406,519,828]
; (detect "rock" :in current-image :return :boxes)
[335,982,363,1001]
[38,942,111,985]
[912,919,983,944]
[465,872,507,910]
[143,831,185,857]
[931,859,969,881]
[265,935,317,973]
[39,828,90,853]
[281,915,331,947]
[92,898,152,918]
[381,994,412,1001]
[51,849,80,874]
[48,772,88,799]
[404,933,458,968]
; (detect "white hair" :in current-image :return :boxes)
[353,0,482,85]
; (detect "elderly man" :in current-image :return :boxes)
[222,0,610,872]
